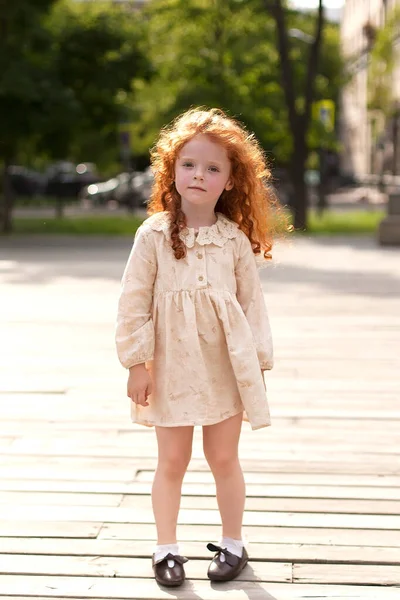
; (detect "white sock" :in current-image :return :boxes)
[218,536,244,563]
[154,543,180,568]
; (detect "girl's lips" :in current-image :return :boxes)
[188,186,206,191]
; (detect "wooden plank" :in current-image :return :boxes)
[0,467,137,482]
[2,555,400,586]
[0,576,399,599]
[0,522,101,538]
[3,406,400,425]
[2,234,400,596]
[1,458,399,476]
[136,482,400,501]
[275,397,400,408]
[0,480,133,494]
[4,434,400,460]
[0,395,67,408]
[138,470,400,487]
[272,407,400,419]
[99,523,400,547]
[267,379,400,393]
[4,505,400,530]
[4,435,400,456]
[3,452,400,483]
[5,437,400,456]
[0,492,122,507]
[0,438,14,448]
[2,479,400,501]
[1,538,400,565]
[293,564,400,586]
[5,439,399,461]
[0,554,291,581]
[120,494,400,516]
[266,418,400,431]
[2,417,400,433]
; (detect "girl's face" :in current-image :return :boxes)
[174,134,233,211]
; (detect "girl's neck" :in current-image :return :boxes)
[181,204,217,230]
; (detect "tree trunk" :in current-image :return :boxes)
[290,158,308,230]
[55,195,65,219]
[0,159,15,234]
[317,147,329,216]
[265,0,324,231]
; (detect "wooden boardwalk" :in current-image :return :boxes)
[1,234,400,599]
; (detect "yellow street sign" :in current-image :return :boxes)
[313,100,335,132]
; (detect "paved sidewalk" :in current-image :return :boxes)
[0,234,399,599]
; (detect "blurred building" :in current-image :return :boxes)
[340,0,400,177]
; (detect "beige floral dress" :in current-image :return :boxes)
[116,211,273,430]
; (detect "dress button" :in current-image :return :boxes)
[198,275,204,281]
[197,253,203,259]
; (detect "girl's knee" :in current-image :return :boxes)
[157,451,191,479]
[155,426,193,479]
[204,449,239,475]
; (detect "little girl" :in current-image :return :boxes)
[116,107,277,587]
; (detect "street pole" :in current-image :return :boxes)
[119,121,135,212]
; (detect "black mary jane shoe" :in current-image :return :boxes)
[152,552,188,587]
[206,542,248,582]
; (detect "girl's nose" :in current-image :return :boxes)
[194,168,205,180]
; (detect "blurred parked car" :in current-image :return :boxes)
[44,161,99,198]
[80,174,124,205]
[9,166,46,197]
[9,161,99,199]
[80,167,154,209]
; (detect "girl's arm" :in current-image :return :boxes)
[116,225,157,369]
[235,233,273,370]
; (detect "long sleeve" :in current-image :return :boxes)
[235,233,273,370]
[116,225,157,369]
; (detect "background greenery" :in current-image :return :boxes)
[12,210,384,236]
[1,0,348,234]
[1,0,342,173]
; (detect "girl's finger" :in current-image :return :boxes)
[137,391,149,407]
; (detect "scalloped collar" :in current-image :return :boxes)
[145,211,240,248]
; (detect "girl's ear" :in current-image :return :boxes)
[225,179,233,191]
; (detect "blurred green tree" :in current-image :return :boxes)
[0,0,58,232]
[0,0,148,231]
[128,0,284,161]
[265,0,326,229]
[43,1,149,167]
[128,0,341,228]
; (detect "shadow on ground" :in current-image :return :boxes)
[1,236,399,298]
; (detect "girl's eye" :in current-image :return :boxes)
[209,166,219,172]
[182,162,193,168]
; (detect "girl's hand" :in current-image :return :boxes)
[127,364,152,407]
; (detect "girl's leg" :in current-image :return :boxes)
[202,412,245,539]
[152,425,194,544]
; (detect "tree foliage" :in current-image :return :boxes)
[0,0,58,231]
[129,0,284,159]
[0,0,148,231]
[0,0,342,232]
[129,0,341,180]
[0,0,57,161]
[41,1,148,166]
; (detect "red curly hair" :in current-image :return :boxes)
[148,107,281,261]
